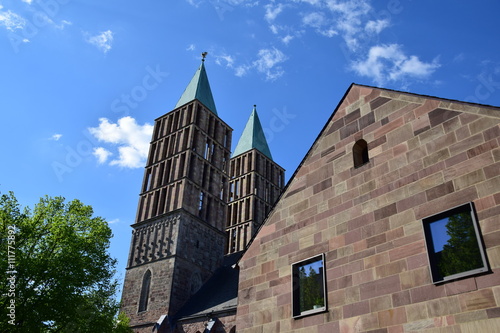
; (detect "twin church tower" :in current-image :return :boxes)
[120,57,284,330]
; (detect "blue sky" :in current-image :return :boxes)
[1,0,500,297]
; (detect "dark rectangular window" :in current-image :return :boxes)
[292,254,326,318]
[423,202,489,283]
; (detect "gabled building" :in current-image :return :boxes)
[121,60,500,333]
[235,84,500,332]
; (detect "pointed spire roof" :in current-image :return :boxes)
[175,59,218,115]
[232,106,273,160]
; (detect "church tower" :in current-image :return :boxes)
[121,58,232,332]
[226,106,285,254]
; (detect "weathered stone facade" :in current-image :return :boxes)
[175,315,237,333]
[236,84,500,332]
[121,94,233,332]
[227,149,285,253]
[121,61,287,333]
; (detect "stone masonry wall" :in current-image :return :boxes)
[121,256,175,332]
[175,314,237,333]
[236,85,500,333]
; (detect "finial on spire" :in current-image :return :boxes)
[202,52,208,62]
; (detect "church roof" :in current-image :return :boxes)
[173,252,242,321]
[175,61,218,115]
[232,106,273,160]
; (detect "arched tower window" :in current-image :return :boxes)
[353,139,369,168]
[138,270,151,312]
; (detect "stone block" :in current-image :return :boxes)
[343,300,370,318]
[426,296,461,317]
[410,284,446,303]
[375,260,407,279]
[364,252,391,269]
[370,295,393,312]
[444,277,477,296]
[426,181,455,202]
[467,139,498,158]
[459,288,496,312]
[423,148,450,168]
[388,240,426,262]
[454,309,488,324]
[360,275,401,300]
[453,169,486,190]
[405,302,429,322]
[378,307,407,327]
[392,290,411,307]
[476,269,500,289]
[459,317,500,332]
[318,321,340,333]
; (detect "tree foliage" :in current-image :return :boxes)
[0,192,131,332]
[438,212,483,278]
[299,264,324,312]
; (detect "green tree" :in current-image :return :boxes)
[0,192,131,332]
[299,264,324,312]
[438,212,484,278]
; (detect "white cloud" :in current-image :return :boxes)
[0,7,26,32]
[352,44,440,85]
[185,0,202,7]
[265,3,284,22]
[88,117,153,168]
[269,24,279,34]
[215,54,235,67]
[218,47,288,80]
[326,0,371,51]
[108,218,120,224]
[85,30,114,54]
[365,19,389,34]
[55,20,72,30]
[93,147,112,164]
[50,134,62,141]
[282,35,294,45]
[253,48,288,81]
[320,28,338,37]
[295,0,322,5]
[186,44,196,51]
[235,65,249,77]
[453,53,465,64]
[21,0,33,4]
[303,12,326,29]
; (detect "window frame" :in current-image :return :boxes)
[422,202,489,284]
[291,253,327,318]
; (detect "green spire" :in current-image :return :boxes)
[175,59,217,115]
[232,106,273,160]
